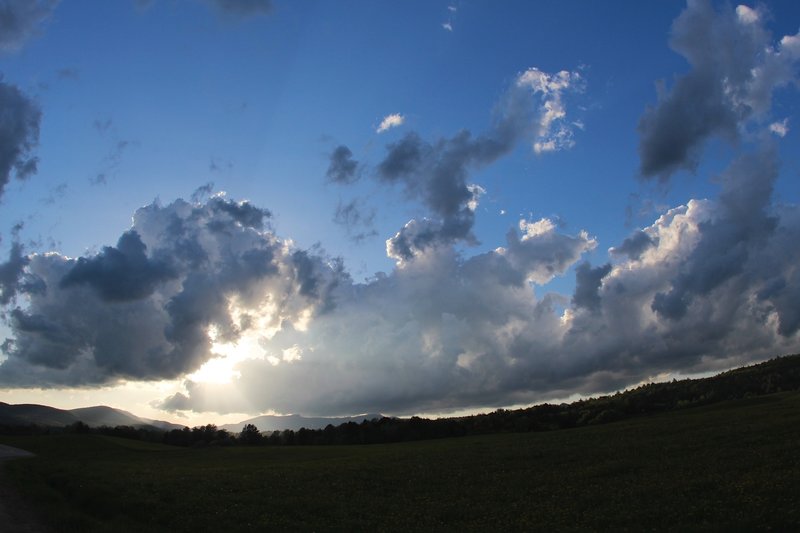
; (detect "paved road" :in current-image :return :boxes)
[0,444,51,532]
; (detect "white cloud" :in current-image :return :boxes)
[769,119,789,137]
[376,113,405,133]
[442,22,453,32]
[735,5,759,24]
[466,184,485,211]
[516,68,584,155]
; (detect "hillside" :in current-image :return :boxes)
[0,403,182,431]
[3,392,800,531]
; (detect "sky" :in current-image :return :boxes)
[0,0,799,426]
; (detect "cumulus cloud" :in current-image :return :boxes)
[0,0,59,53]
[3,158,800,415]
[638,0,800,180]
[59,230,178,302]
[0,195,342,386]
[145,3,800,416]
[377,113,405,133]
[152,217,597,416]
[651,148,778,321]
[0,80,41,199]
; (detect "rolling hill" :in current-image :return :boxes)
[0,402,183,431]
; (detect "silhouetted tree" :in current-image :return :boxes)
[239,423,262,445]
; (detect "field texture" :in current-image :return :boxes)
[2,392,800,531]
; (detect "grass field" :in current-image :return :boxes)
[2,392,800,531]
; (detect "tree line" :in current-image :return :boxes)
[3,353,799,446]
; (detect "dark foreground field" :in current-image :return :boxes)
[2,392,800,532]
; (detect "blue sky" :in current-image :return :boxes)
[1,0,799,425]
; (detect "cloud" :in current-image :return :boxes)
[638,0,800,180]
[609,229,657,260]
[651,148,778,321]
[377,113,405,133]
[0,0,59,53]
[56,67,79,81]
[370,67,583,262]
[4,155,800,415]
[442,4,457,32]
[0,241,29,305]
[0,80,42,199]
[333,198,378,243]
[326,145,359,184]
[572,262,612,311]
[59,230,178,302]
[204,0,272,18]
[769,119,789,137]
[516,68,584,154]
[4,2,800,418]
[0,195,339,386]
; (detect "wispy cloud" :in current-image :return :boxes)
[0,0,60,53]
[376,113,405,133]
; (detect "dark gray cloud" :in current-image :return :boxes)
[638,0,800,180]
[326,145,359,184]
[0,80,42,199]
[60,230,178,302]
[0,0,59,53]
[0,241,28,304]
[207,195,271,230]
[572,262,612,311]
[609,230,657,260]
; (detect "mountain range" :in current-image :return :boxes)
[220,413,384,433]
[0,403,184,431]
[0,401,383,433]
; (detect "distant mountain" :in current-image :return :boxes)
[69,406,185,431]
[0,400,378,433]
[0,402,184,431]
[222,413,384,433]
[0,402,80,427]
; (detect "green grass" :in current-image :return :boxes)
[3,392,800,531]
